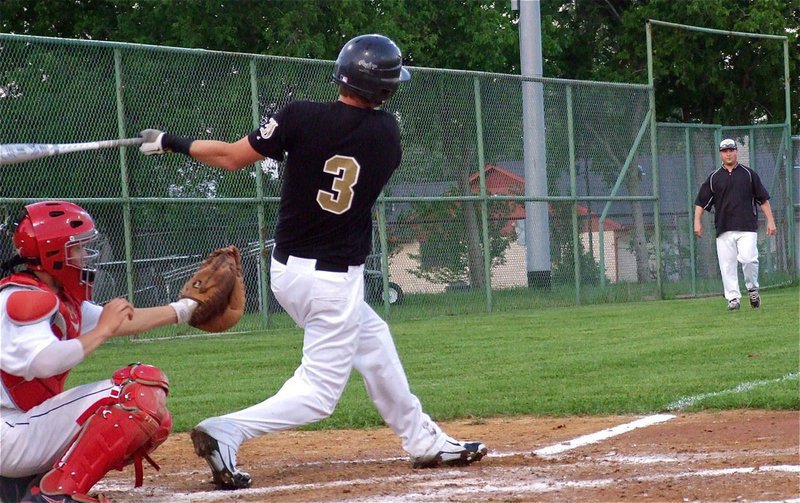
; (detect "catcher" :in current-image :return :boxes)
[0,201,243,503]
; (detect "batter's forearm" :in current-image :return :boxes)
[187,139,241,170]
[188,137,262,171]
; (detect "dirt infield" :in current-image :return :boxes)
[96,410,799,502]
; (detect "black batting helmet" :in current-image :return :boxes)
[332,34,411,104]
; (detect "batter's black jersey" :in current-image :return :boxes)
[248,100,402,265]
[694,163,770,236]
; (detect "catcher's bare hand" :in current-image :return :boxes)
[180,245,245,332]
[97,298,134,338]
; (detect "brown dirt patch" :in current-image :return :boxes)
[96,410,799,502]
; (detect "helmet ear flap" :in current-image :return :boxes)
[13,214,40,265]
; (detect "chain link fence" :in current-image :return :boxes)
[0,34,794,335]
[794,136,800,272]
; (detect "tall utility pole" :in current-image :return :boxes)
[515,0,551,288]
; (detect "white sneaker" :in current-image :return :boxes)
[727,298,740,311]
[411,438,488,468]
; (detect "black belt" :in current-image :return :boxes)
[272,248,350,273]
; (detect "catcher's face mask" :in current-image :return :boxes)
[65,232,100,300]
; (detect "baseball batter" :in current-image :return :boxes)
[0,201,200,502]
[694,138,777,311]
[139,33,487,489]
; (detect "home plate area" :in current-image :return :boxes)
[96,410,799,502]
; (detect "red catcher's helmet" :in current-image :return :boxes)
[14,201,99,303]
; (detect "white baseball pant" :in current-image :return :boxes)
[715,230,759,301]
[196,254,446,458]
[0,380,116,477]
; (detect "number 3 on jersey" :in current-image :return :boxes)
[317,155,361,215]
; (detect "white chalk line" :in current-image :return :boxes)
[353,464,800,502]
[100,463,800,502]
[533,413,676,456]
[98,447,798,486]
[98,470,471,502]
[667,371,800,410]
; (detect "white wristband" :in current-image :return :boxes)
[169,298,199,324]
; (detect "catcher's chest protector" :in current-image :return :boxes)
[38,363,172,498]
[0,274,81,411]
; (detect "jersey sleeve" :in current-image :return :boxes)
[247,103,295,161]
[27,339,84,379]
[80,301,103,334]
[694,176,714,211]
[751,171,771,204]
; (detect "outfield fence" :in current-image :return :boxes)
[0,34,794,334]
[794,136,800,272]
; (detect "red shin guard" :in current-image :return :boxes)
[39,364,171,498]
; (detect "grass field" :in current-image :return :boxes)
[67,285,799,432]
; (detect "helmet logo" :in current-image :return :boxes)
[358,59,378,70]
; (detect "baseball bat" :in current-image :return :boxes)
[0,137,144,166]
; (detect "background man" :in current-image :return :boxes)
[694,138,777,311]
[139,33,487,490]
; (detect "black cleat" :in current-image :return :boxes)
[191,428,252,489]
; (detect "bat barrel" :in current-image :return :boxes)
[0,137,144,166]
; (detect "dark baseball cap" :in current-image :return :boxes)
[719,138,737,151]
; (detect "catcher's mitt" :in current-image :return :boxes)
[180,245,245,332]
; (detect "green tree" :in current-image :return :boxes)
[3,0,795,131]
[403,193,515,287]
[548,203,602,286]
[541,0,798,131]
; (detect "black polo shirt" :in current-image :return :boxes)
[247,100,402,265]
[694,163,770,236]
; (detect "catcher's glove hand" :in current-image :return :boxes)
[180,245,245,332]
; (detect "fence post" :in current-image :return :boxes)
[566,85,580,305]
[473,77,492,312]
[249,59,270,328]
[786,127,796,281]
[684,127,697,296]
[646,22,663,299]
[113,48,135,305]
[751,128,774,274]
[377,196,391,317]
[783,39,796,281]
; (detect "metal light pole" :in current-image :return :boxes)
[515,0,551,288]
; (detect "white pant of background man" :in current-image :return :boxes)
[716,230,759,302]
